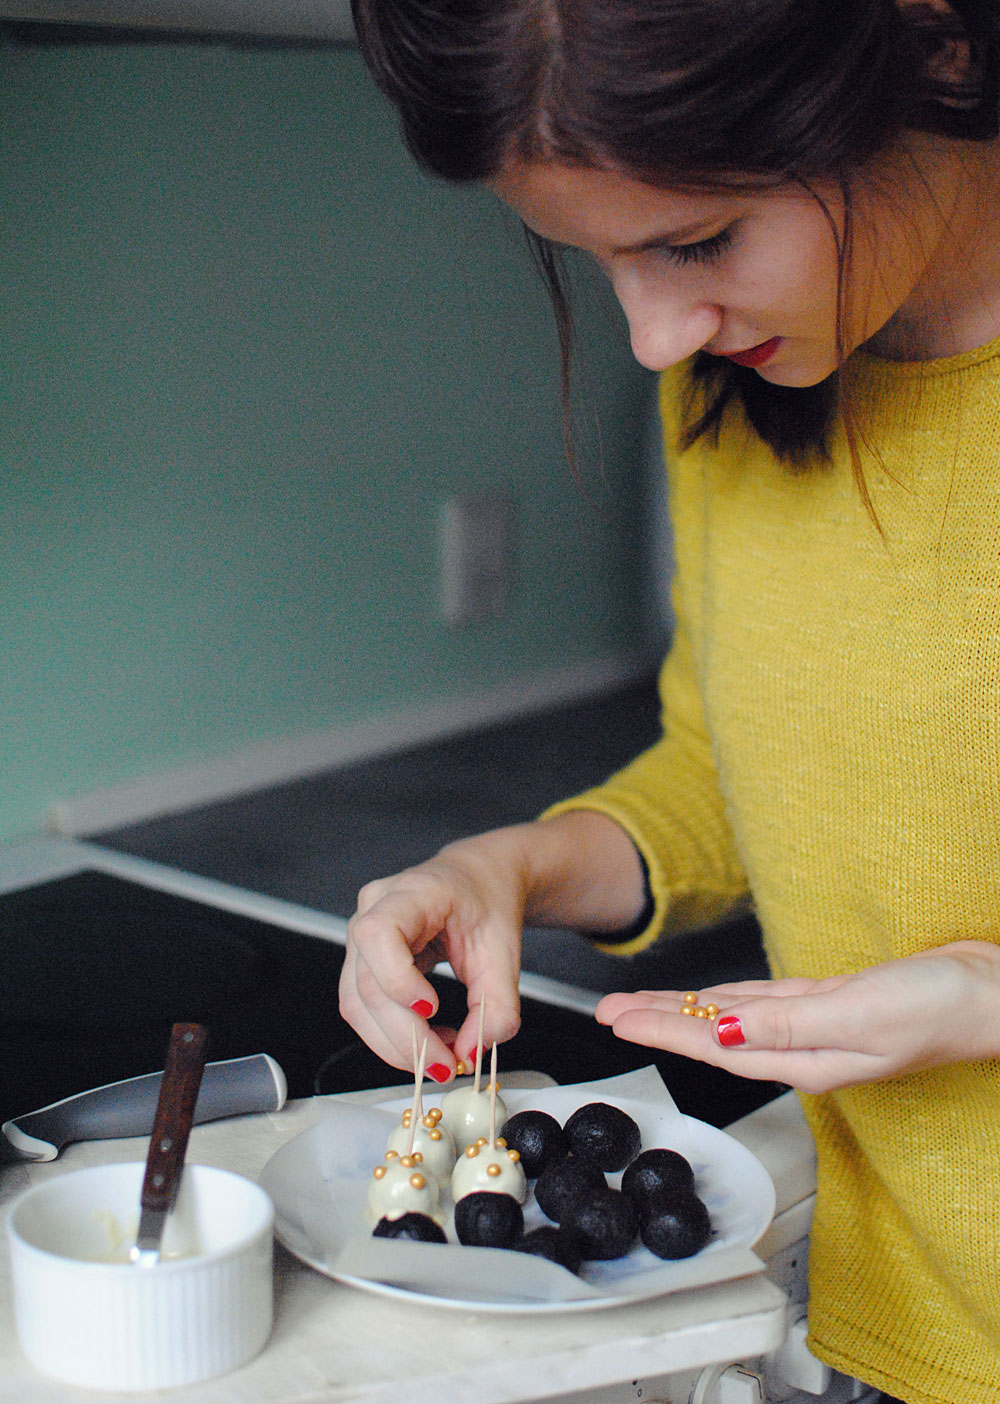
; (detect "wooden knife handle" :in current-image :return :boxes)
[140,1023,210,1214]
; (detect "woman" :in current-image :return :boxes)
[339,2,1000,1399]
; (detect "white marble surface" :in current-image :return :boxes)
[0,1088,789,1404]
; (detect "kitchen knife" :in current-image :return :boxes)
[1,1051,287,1163]
[131,1022,209,1267]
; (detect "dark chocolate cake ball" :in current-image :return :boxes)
[534,1155,607,1223]
[454,1191,524,1248]
[621,1148,696,1207]
[372,1212,447,1244]
[562,1187,639,1261]
[514,1225,584,1274]
[563,1101,642,1172]
[639,1191,712,1259]
[500,1110,568,1178]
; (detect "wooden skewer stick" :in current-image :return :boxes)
[473,994,486,1093]
[416,1035,426,1122]
[410,1025,425,1122]
[405,1036,428,1158]
[488,1041,498,1148]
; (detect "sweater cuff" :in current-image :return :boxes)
[539,797,669,956]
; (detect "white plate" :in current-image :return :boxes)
[260,1069,775,1314]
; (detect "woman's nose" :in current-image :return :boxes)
[613,274,722,371]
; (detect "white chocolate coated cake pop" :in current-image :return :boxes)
[366,1152,443,1224]
[439,997,507,1148]
[385,1030,457,1179]
[440,1085,507,1149]
[367,1033,446,1223]
[450,1043,526,1204]
[450,1137,526,1204]
[386,1106,456,1180]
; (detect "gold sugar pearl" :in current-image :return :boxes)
[496,1137,507,1148]
[465,1145,479,1159]
[507,1149,520,1163]
[681,1004,695,1016]
[429,1129,442,1141]
[401,1110,412,1125]
[683,992,698,1005]
[409,1173,426,1190]
[694,1006,709,1019]
[705,1004,719,1019]
[475,1137,488,1147]
[426,1108,442,1123]
[385,1149,399,1161]
[486,1163,501,1177]
[455,1060,467,1076]
[373,1165,387,1180]
[400,1154,416,1168]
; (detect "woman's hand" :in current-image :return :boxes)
[339,832,528,1080]
[596,941,1000,1093]
[339,811,649,1079]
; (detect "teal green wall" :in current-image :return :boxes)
[0,38,656,843]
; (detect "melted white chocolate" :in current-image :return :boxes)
[450,1139,527,1204]
[365,1153,443,1225]
[439,1085,507,1150]
[386,1112,457,1180]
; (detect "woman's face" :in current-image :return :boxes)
[489,154,959,385]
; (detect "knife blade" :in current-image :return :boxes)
[1,1051,287,1164]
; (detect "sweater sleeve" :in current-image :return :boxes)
[541,608,752,955]
[541,369,751,956]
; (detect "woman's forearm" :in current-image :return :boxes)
[467,809,649,934]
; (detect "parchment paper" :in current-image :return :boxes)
[261,1067,775,1309]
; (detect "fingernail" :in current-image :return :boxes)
[410,999,434,1018]
[427,1063,452,1083]
[717,1015,745,1048]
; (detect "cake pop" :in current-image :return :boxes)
[365,1150,442,1225]
[385,1029,457,1179]
[563,1102,642,1172]
[439,995,507,1148]
[366,1037,443,1224]
[450,1043,526,1204]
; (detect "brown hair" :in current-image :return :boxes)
[352,0,1000,479]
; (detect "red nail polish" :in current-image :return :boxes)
[717,1015,745,1048]
[427,1063,451,1083]
[410,999,434,1018]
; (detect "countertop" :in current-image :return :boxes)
[0,1088,791,1404]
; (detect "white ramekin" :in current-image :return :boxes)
[8,1161,274,1390]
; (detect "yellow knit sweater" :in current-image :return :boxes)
[547,336,1000,1404]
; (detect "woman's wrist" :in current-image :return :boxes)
[931,940,1000,1061]
[519,810,649,933]
[434,811,650,935]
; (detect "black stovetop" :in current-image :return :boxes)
[0,867,783,1129]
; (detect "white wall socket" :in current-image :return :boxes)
[439,492,514,624]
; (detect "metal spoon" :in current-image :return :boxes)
[129,1022,210,1268]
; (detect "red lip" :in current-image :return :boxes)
[719,336,781,368]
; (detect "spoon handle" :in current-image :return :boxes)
[140,1023,210,1215]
